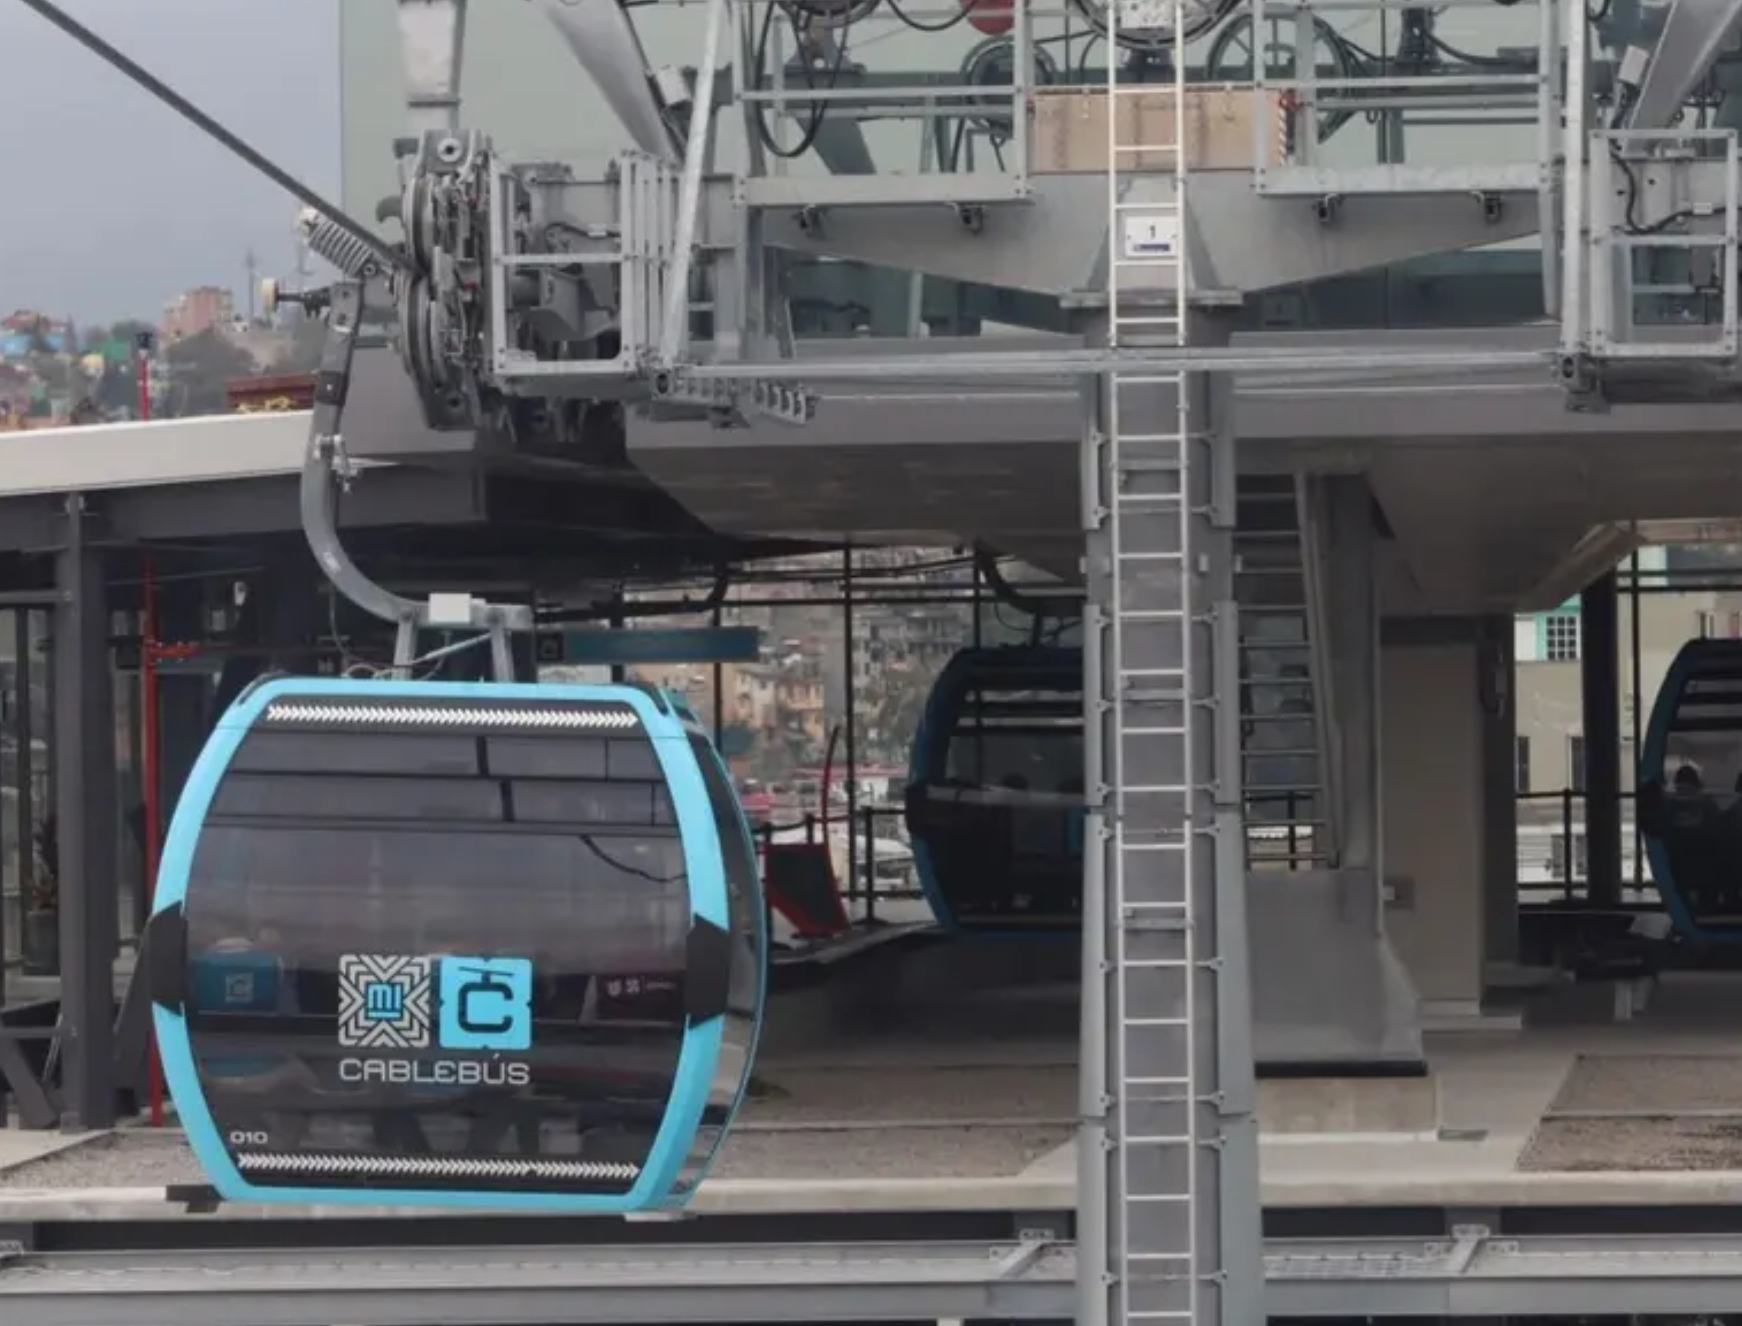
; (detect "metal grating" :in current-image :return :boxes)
[263,703,640,730]
[235,1153,642,1181]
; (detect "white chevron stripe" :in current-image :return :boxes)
[236,1152,640,1181]
[263,704,639,730]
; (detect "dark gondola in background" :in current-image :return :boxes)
[1639,639,1742,944]
[905,647,1085,930]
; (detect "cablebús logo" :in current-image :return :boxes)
[335,953,533,1087]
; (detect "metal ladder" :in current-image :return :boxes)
[1084,3,1257,1323]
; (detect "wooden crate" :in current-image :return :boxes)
[1029,85,1287,174]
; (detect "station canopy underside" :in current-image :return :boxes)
[619,326,1742,613]
[12,327,1742,611]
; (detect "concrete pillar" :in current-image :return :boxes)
[1380,627,1485,1014]
[1247,477,1422,1070]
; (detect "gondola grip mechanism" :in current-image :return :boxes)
[301,280,534,670]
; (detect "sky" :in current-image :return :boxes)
[0,0,340,326]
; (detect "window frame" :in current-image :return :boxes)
[1542,612,1582,663]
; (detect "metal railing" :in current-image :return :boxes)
[751,805,930,927]
[1514,787,1652,904]
[753,788,1327,934]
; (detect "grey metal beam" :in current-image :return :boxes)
[22,1233,1742,1323]
[686,344,1555,382]
[1622,0,1742,131]
[395,0,468,138]
[0,1032,57,1130]
[1379,615,1490,646]
[0,1239,1074,1326]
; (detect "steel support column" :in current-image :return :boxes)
[1581,568,1622,908]
[1078,312,1263,1326]
[53,494,118,1131]
[1479,615,1520,968]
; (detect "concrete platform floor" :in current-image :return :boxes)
[14,971,1742,1218]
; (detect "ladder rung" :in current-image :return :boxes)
[1123,1018,1190,1028]
[1124,726,1186,737]
[1123,1133,1194,1144]
[1125,1192,1192,1203]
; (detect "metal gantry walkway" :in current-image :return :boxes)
[16,1230,1742,1324]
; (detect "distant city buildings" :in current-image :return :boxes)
[160,286,236,341]
[0,311,73,360]
[0,283,304,428]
